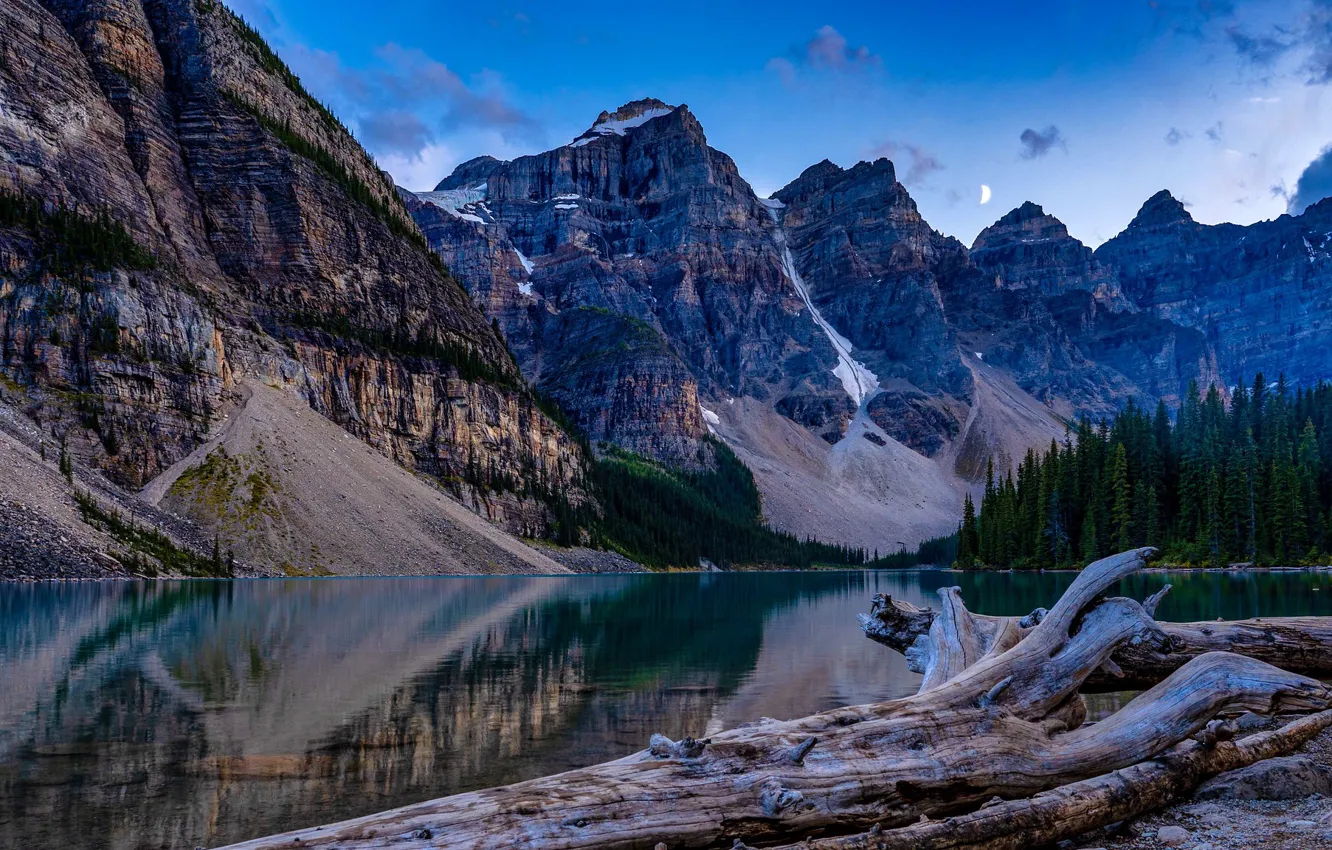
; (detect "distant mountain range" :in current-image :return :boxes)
[3,0,1331,571]
[408,97,1332,552]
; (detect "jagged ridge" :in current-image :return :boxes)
[411,95,1332,552]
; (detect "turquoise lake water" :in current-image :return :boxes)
[2,568,1331,849]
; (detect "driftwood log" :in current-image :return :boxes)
[223,548,1332,850]
[779,708,1332,850]
[860,581,1332,691]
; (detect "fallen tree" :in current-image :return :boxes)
[860,583,1332,691]
[222,548,1332,850]
[775,708,1332,850]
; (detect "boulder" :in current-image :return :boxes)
[1194,756,1332,801]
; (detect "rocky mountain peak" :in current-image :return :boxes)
[433,155,506,192]
[845,157,899,186]
[596,97,674,124]
[999,201,1048,226]
[771,160,841,201]
[570,98,681,146]
[966,199,1120,301]
[1127,190,1194,230]
[801,159,845,180]
[1303,195,1332,221]
[772,158,900,212]
[971,201,1073,252]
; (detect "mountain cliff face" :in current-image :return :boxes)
[1095,191,1332,387]
[409,105,1053,551]
[959,201,1219,415]
[414,99,848,465]
[770,158,972,452]
[970,201,1119,300]
[0,0,587,540]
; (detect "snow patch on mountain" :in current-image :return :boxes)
[699,403,720,434]
[513,248,535,295]
[569,100,675,146]
[417,183,490,224]
[766,206,879,407]
[513,248,535,274]
[592,107,672,136]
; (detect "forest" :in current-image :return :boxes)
[869,532,958,569]
[956,375,1332,569]
[592,440,869,569]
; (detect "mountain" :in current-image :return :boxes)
[414,101,1264,553]
[412,104,998,551]
[1095,190,1332,387]
[0,0,588,574]
[959,200,1219,416]
[412,98,827,469]
[9,0,1332,570]
[969,201,1117,299]
[770,157,971,452]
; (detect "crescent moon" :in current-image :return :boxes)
[980,184,992,205]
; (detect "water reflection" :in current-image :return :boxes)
[1,569,1329,849]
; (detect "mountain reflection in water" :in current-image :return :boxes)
[2,568,1329,849]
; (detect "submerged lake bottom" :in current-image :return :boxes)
[3,568,1331,849]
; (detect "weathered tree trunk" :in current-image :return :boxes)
[222,549,1332,850]
[779,708,1332,850]
[862,588,1332,691]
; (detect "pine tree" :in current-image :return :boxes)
[59,444,72,482]
[1176,382,1204,542]
[1131,479,1148,548]
[1111,444,1133,553]
[1145,485,1161,547]
[1081,509,1099,564]
[956,493,978,569]
[1204,468,1223,566]
[979,459,996,565]
[1299,419,1322,554]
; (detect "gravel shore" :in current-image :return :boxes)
[1069,719,1332,850]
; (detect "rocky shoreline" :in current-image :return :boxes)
[1072,715,1332,850]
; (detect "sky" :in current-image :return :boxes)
[229,0,1332,247]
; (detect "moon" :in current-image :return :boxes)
[979,184,992,205]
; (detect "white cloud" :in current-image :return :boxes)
[379,143,461,191]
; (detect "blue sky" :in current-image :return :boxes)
[231,0,1332,246]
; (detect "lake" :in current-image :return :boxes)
[3,569,1332,849]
